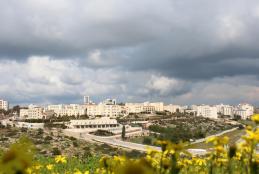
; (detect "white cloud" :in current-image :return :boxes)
[147,75,185,96]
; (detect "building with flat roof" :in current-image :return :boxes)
[68,117,142,135]
[20,105,44,119]
[234,103,254,119]
[125,102,164,114]
[85,103,122,117]
[196,105,218,119]
[0,99,9,111]
[47,104,86,117]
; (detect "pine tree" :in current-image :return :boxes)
[121,125,126,140]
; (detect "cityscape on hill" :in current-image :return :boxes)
[0,0,259,173]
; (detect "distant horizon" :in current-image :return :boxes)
[3,97,259,108]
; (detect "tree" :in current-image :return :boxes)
[52,147,61,155]
[121,125,126,140]
[143,137,152,145]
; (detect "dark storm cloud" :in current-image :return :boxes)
[1,0,259,105]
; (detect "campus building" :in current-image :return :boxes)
[196,105,218,119]
[0,99,9,111]
[20,105,44,119]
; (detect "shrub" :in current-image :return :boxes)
[52,147,61,156]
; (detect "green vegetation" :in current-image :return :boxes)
[128,115,238,145]
[0,115,259,173]
[0,114,258,174]
[90,130,114,136]
[188,128,246,149]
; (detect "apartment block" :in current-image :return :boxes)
[0,99,9,111]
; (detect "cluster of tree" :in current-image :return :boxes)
[149,125,206,143]
[0,105,21,116]
[90,130,114,136]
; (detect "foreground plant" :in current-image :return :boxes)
[0,114,258,174]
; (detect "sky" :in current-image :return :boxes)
[0,0,259,106]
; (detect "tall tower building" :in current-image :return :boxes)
[84,96,90,104]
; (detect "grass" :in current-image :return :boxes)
[188,128,245,149]
[128,135,157,145]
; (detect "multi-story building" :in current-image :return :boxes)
[86,102,122,118]
[20,105,44,119]
[47,104,86,117]
[0,99,9,111]
[196,105,218,119]
[125,103,144,114]
[125,102,164,114]
[84,96,90,104]
[235,109,247,119]
[148,102,164,112]
[164,104,181,113]
[234,103,254,119]
[20,108,29,118]
[215,104,234,117]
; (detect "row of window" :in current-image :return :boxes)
[74,124,119,129]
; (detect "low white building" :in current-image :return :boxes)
[196,105,218,119]
[16,122,44,129]
[0,119,44,129]
[68,117,142,135]
[0,99,9,111]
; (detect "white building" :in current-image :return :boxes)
[68,117,142,135]
[20,105,44,119]
[125,103,144,114]
[235,103,254,119]
[86,103,122,118]
[148,102,164,112]
[164,104,181,113]
[0,99,9,111]
[125,102,164,114]
[69,117,119,130]
[47,104,86,117]
[235,109,247,119]
[84,96,90,104]
[215,104,234,117]
[102,98,116,105]
[196,105,218,119]
[20,108,29,118]
[16,122,44,129]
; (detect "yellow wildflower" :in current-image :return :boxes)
[74,169,82,174]
[34,163,42,170]
[46,164,54,170]
[206,136,218,144]
[251,114,259,124]
[55,155,67,164]
[26,168,32,174]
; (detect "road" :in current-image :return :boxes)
[63,130,207,155]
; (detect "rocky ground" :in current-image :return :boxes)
[0,126,144,159]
